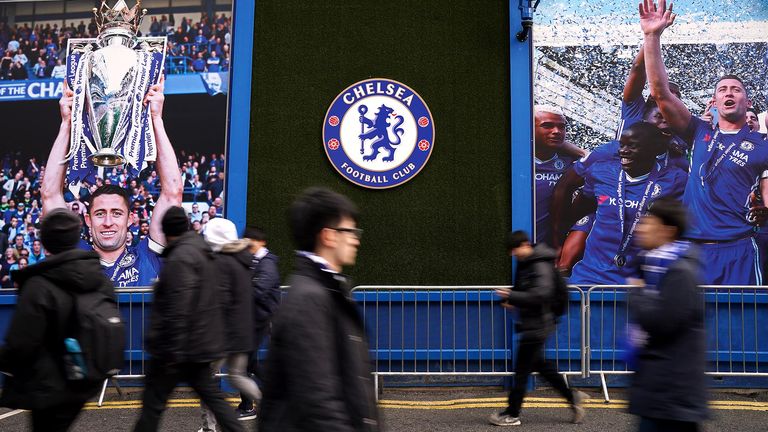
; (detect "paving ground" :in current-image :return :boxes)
[1,387,767,431]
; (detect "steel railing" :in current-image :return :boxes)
[3,284,768,404]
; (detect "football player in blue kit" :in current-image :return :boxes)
[564,122,688,285]
[42,77,183,287]
[640,0,768,285]
[533,105,582,247]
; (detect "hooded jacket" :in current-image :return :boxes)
[504,243,558,339]
[0,249,112,409]
[215,241,255,354]
[145,231,225,363]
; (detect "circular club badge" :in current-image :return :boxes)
[323,78,435,189]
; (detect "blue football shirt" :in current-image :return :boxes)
[569,160,688,285]
[80,236,163,287]
[535,153,575,245]
[681,118,768,241]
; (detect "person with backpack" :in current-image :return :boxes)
[489,230,586,427]
[0,209,120,431]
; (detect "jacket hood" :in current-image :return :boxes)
[12,249,104,293]
[523,243,557,263]
[220,239,250,254]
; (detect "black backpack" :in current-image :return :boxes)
[61,287,126,382]
[550,268,570,319]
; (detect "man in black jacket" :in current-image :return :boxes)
[629,198,707,431]
[237,226,281,419]
[0,209,112,431]
[133,206,242,432]
[491,231,585,427]
[258,187,379,432]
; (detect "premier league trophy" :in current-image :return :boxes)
[64,0,166,187]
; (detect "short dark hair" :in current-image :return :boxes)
[87,185,130,214]
[506,230,530,251]
[243,226,267,242]
[288,187,359,252]
[647,198,687,238]
[715,74,749,96]
[623,121,669,154]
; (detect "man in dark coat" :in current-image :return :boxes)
[258,187,379,432]
[133,206,242,432]
[491,231,585,426]
[629,198,708,431]
[198,217,262,430]
[237,226,281,419]
[0,209,112,431]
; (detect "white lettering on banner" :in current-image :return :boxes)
[342,82,414,106]
[392,162,416,180]
[606,197,642,209]
[340,162,389,184]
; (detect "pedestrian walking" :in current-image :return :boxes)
[490,230,586,426]
[258,187,379,432]
[0,209,115,431]
[197,217,262,431]
[236,226,281,420]
[628,198,708,432]
[133,206,242,432]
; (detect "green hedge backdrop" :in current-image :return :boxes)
[248,0,513,285]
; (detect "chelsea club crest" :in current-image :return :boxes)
[323,78,435,189]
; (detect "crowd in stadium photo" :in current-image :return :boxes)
[0,11,231,80]
[0,148,226,288]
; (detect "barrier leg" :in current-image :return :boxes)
[97,378,109,407]
[374,374,380,402]
[600,373,610,403]
[562,373,570,389]
[112,377,123,397]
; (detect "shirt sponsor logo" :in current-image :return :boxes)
[323,78,435,189]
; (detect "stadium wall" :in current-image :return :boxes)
[247,0,514,285]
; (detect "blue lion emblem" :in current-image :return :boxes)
[358,104,405,162]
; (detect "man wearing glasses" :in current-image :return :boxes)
[258,187,379,432]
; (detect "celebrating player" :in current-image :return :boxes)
[640,0,768,284]
[42,78,182,287]
[564,122,687,285]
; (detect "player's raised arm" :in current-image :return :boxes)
[41,82,73,215]
[640,0,690,134]
[145,76,183,246]
[623,48,646,104]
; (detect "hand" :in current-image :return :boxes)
[494,288,510,299]
[748,192,768,226]
[59,80,74,124]
[144,74,165,120]
[639,0,676,36]
[701,99,715,125]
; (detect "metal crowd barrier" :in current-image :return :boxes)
[584,285,768,402]
[350,286,586,399]
[4,284,768,406]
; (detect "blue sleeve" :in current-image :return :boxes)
[617,96,645,139]
[570,213,595,233]
[681,116,709,149]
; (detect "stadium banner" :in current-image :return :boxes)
[0,1,233,289]
[532,1,768,286]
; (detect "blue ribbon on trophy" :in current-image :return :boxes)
[64,0,166,194]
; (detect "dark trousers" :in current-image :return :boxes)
[239,321,271,411]
[133,359,243,432]
[507,336,573,417]
[638,417,699,432]
[30,399,88,432]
